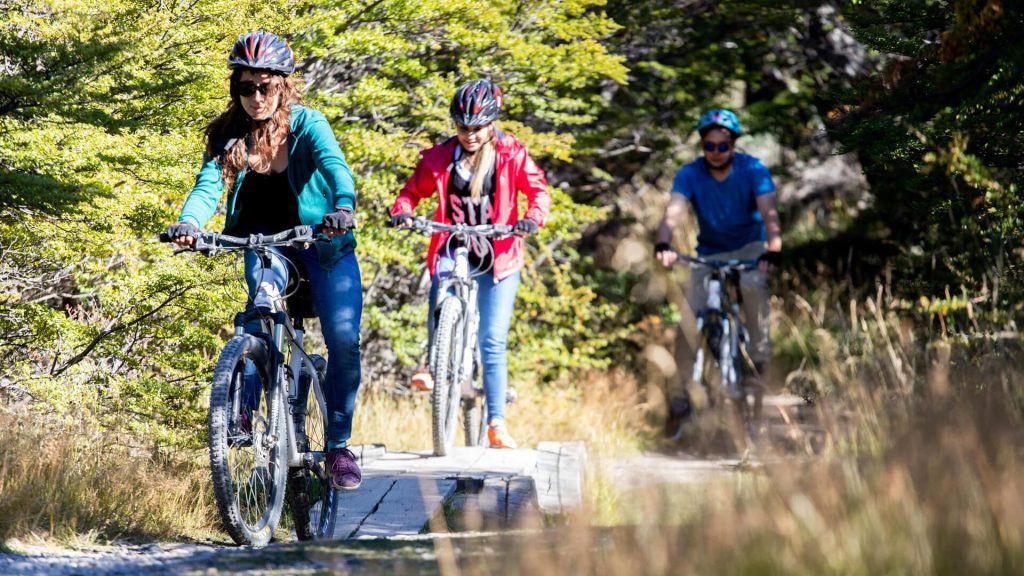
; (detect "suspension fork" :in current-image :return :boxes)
[285,324,307,468]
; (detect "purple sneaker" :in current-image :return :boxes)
[326,447,362,490]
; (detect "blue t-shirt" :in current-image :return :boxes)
[671,152,775,255]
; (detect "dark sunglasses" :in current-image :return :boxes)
[703,141,732,153]
[237,81,275,97]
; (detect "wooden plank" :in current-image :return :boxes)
[324,443,585,540]
[468,447,539,476]
[349,477,458,539]
[556,442,587,510]
[363,447,489,477]
[534,441,587,514]
[505,476,541,529]
[330,475,399,540]
[534,442,562,514]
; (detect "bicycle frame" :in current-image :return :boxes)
[235,308,327,472]
[677,254,756,400]
[404,219,513,453]
[164,226,331,473]
[162,225,339,543]
[433,245,481,401]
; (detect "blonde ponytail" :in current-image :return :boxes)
[468,139,496,204]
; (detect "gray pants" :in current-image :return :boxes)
[668,241,771,401]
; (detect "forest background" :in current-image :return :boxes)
[1,0,1023,556]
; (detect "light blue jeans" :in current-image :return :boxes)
[243,247,362,450]
[429,255,520,424]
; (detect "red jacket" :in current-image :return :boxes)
[391,132,551,280]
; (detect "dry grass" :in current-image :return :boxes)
[496,292,1024,575]
[351,368,654,457]
[428,313,1024,576]
[0,409,217,546]
[3,290,1022,576]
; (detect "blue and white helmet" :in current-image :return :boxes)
[697,109,742,137]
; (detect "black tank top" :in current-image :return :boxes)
[225,168,300,236]
[447,151,496,270]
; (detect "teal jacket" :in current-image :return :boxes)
[179,104,357,265]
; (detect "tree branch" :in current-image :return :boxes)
[50,284,198,377]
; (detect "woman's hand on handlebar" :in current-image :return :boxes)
[322,208,355,237]
[654,242,678,267]
[166,221,198,247]
[390,213,414,229]
[512,218,538,237]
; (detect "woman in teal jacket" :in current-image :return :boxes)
[166,31,363,490]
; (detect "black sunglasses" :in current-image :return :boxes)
[237,81,275,97]
[703,141,732,153]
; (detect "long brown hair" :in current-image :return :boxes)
[205,69,302,192]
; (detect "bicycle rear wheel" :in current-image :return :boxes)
[431,298,463,456]
[208,335,287,547]
[288,354,336,540]
[462,396,487,447]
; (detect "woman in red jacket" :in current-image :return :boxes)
[391,79,551,448]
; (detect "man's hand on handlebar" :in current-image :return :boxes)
[322,207,355,237]
[166,221,198,247]
[757,250,782,275]
[654,241,678,267]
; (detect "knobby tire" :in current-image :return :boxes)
[462,398,486,447]
[287,354,335,541]
[431,298,463,456]
[208,335,286,547]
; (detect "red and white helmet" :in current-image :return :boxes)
[449,79,503,126]
[228,31,295,76]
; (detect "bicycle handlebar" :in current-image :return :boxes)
[403,217,514,238]
[673,252,759,271]
[159,225,322,254]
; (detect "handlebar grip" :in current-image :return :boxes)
[159,233,172,243]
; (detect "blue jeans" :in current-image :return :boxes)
[429,256,520,423]
[244,247,362,450]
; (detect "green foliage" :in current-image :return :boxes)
[830,0,1024,329]
[0,0,627,448]
[285,0,628,381]
[4,0,1018,457]
[0,0,292,446]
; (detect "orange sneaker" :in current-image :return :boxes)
[410,367,433,391]
[487,420,518,449]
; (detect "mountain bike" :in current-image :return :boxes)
[672,253,765,441]
[161,226,336,546]
[399,218,513,456]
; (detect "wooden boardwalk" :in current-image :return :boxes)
[328,442,586,540]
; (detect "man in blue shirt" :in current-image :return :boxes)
[654,109,782,437]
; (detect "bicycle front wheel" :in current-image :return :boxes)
[208,335,287,547]
[431,298,464,456]
[288,354,335,541]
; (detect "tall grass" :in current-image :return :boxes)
[469,377,1023,575]
[351,367,653,457]
[0,410,216,545]
[491,291,1024,575]
[3,286,1021,576]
